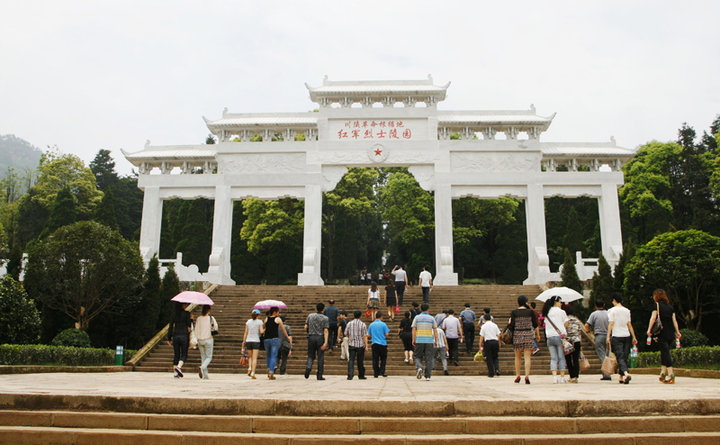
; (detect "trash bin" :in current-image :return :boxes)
[115,345,124,366]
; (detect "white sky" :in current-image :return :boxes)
[1,0,718,175]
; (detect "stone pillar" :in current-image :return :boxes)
[523,183,551,285]
[597,183,623,269]
[433,184,458,285]
[297,184,324,286]
[138,186,163,266]
[205,185,236,285]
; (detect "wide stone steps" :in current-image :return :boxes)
[0,410,718,444]
[135,284,604,376]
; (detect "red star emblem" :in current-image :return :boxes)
[374,148,383,156]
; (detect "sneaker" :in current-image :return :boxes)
[425,377,431,381]
[560,377,567,383]
[347,376,353,380]
[553,376,558,384]
[416,368,423,379]
[173,373,180,378]
[174,366,183,378]
[404,358,409,363]
[532,348,540,355]
[268,374,276,380]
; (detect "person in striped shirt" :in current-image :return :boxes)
[411,303,438,380]
[344,310,369,380]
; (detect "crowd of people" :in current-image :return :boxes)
[166,275,682,385]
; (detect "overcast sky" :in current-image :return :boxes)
[1,1,718,175]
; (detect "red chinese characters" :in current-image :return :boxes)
[338,121,412,140]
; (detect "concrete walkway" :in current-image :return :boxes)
[0,372,717,403]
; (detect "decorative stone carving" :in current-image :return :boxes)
[321,166,348,192]
[408,166,435,191]
[450,153,539,172]
[367,143,389,163]
[220,154,306,174]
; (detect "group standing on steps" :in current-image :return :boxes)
[166,282,685,387]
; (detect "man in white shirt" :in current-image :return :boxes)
[479,314,501,377]
[391,265,408,307]
[606,293,638,384]
[441,310,463,366]
[418,266,433,304]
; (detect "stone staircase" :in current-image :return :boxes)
[0,397,718,444]
[133,284,603,376]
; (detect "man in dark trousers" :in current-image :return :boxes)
[344,310,368,379]
[304,302,329,380]
[368,311,390,378]
[460,303,476,354]
[324,299,339,353]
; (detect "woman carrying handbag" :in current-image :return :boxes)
[646,289,682,384]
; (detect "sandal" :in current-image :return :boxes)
[664,374,675,384]
[659,372,666,382]
[514,376,521,383]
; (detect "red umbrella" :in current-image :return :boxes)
[170,291,214,306]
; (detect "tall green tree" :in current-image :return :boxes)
[137,256,162,341]
[40,186,77,238]
[323,168,380,281]
[158,264,180,328]
[240,198,303,283]
[589,254,614,308]
[24,221,144,331]
[377,169,434,273]
[94,186,119,230]
[624,230,720,331]
[32,152,103,219]
[560,248,583,293]
[89,149,118,192]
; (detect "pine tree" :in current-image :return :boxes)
[138,256,162,341]
[613,244,634,293]
[89,149,118,192]
[158,264,180,329]
[94,187,119,230]
[560,248,583,293]
[590,253,614,308]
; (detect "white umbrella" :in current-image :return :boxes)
[535,287,584,303]
[253,299,287,311]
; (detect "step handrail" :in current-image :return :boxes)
[127,284,219,368]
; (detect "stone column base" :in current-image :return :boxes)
[297,272,324,286]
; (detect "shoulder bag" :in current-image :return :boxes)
[650,302,663,337]
[501,325,513,345]
[210,316,219,336]
[546,315,574,355]
[601,352,617,376]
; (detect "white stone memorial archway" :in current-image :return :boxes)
[124,77,634,286]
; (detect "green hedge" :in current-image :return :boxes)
[636,346,720,368]
[0,344,136,366]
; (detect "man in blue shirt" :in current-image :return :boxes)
[412,303,438,380]
[460,303,476,354]
[368,311,390,378]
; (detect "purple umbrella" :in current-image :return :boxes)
[253,299,287,311]
[171,291,214,306]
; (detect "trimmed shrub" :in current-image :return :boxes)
[51,328,92,348]
[0,344,136,366]
[636,346,720,368]
[679,329,709,348]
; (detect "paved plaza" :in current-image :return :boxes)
[0,372,717,403]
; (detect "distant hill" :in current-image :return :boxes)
[0,134,42,177]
